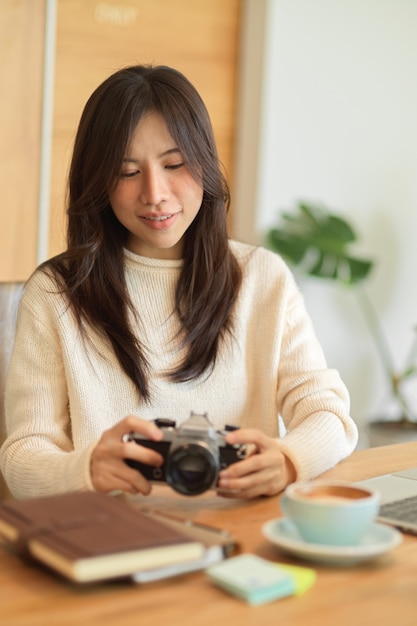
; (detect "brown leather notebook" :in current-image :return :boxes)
[0,491,204,583]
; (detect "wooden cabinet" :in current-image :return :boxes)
[0,0,241,280]
[0,0,45,281]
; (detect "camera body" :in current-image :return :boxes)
[123,412,246,496]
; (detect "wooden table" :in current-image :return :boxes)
[1,441,417,626]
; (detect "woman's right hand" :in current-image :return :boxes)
[90,415,164,495]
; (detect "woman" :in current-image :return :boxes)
[0,65,357,500]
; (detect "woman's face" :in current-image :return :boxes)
[109,111,204,260]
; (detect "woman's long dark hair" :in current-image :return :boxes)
[44,65,242,401]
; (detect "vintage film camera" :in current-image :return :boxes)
[123,412,247,496]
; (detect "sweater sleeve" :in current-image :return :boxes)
[0,274,96,499]
[229,243,358,480]
[272,268,358,480]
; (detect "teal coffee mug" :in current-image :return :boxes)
[281,481,380,546]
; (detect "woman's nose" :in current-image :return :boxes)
[139,168,168,205]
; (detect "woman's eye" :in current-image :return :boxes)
[166,162,184,170]
[120,170,139,178]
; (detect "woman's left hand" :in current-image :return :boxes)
[217,428,296,498]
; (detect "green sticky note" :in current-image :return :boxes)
[275,563,317,595]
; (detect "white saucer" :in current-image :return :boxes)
[262,518,402,565]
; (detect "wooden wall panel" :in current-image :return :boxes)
[49,0,241,257]
[0,0,45,281]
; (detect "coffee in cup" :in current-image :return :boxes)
[281,481,380,546]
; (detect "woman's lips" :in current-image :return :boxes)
[140,213,179,229]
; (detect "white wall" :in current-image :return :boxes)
[234,0,417,443]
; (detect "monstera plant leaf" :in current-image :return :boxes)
[266,202,373,285]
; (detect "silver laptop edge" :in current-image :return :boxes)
[357,467,417,534]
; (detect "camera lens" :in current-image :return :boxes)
[166,443,219,496]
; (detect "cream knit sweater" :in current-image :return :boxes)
[1,241,357,499]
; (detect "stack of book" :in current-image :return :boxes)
[0,491,238,584]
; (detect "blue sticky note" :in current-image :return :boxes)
[206,554,297,606]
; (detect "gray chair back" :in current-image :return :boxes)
[0,282,24,500]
